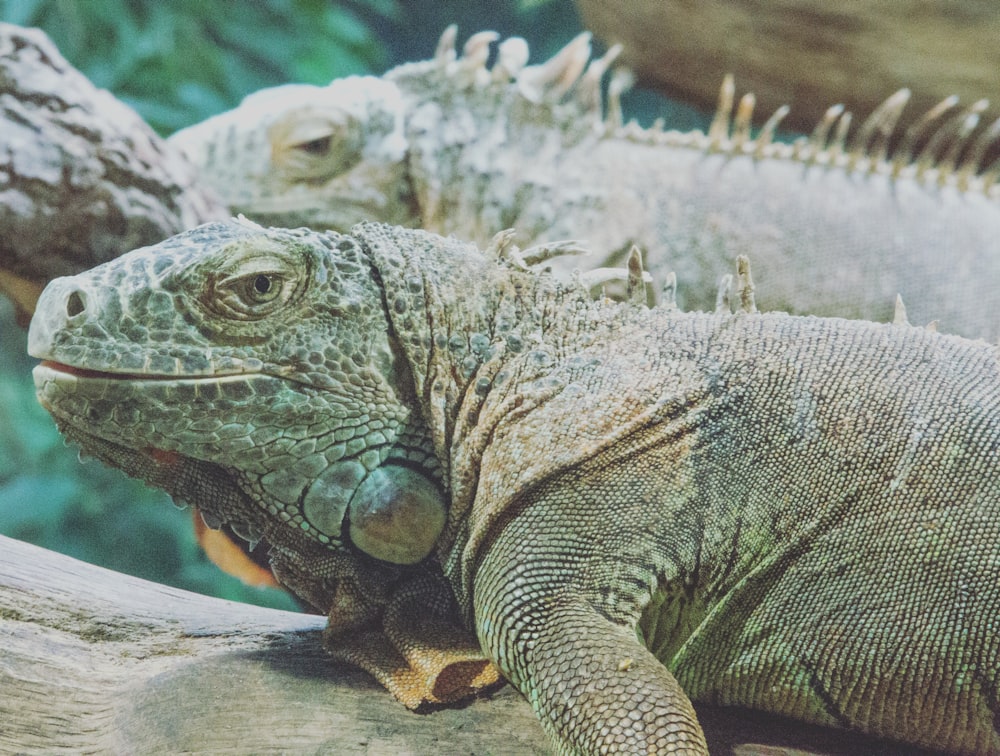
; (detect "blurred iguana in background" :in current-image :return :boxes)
[171,27,1000,340]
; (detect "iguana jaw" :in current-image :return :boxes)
[33,359,447,566]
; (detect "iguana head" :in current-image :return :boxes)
[168,28,611,235]
[28,218,447,573]
[169,78,416,231]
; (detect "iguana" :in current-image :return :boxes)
[28,217,1000,754]
[169,27,1000,341]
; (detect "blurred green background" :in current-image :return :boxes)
[0,0,701,609]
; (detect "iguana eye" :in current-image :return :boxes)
[294,136,332,156]
[269,109,363,181]
[212,267,299,319]
[249,274,278,301]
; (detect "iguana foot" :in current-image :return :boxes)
[324,571,502,708]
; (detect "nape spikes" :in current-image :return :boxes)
[916,99,989,182]
[892,294,910,326]
[578,43,623,117]
[577,266,653,292]
[458,30,500,86]
[891,95,959,178]
[714,257,757,314]
[626,245,646,306]
[606,68,634,130]
[715,273,734,313]
[848,88,911,170]
[517,32,592,103]
[957,115,1000,188]
[487,229,589,271]
[808,103,845,159]
[753,104,790,158]
[736,256,757,314]
[485,228,519,263]
[732,93,756,150]
[435,25,458,66]
[938,100,989,181]
[660,271,678,310]
[521,239,589,266]
[493,37,530,82]
[421,29,998,196]
[708,74,736,150]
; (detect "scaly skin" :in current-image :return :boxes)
[169,28,1000,340]
[27,218,1000,754]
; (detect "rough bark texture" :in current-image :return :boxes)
[0,534,926,754]
[576,0,1000,134]
[0,534,549,754]
[0,23,226,317]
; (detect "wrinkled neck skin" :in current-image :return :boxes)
[356,223,628,601]
[42,407,408,619]
[356,223,523,463]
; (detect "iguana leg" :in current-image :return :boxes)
[323,570,502,709]
[474,518,708,754]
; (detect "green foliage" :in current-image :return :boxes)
[1,0,394,134]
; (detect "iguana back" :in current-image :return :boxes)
[169,29,1000,340]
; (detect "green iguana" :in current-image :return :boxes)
[28,218,1000,754]
[169,27,1000,341]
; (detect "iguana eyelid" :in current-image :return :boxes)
[216,270,289,291]
[211,268,302,318]
[269,108,363,181]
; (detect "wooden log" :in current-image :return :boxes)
[0,534,549,754]
[576,0,1000,136]
[0,23,227,320]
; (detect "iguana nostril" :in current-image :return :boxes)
[66,290,86,318]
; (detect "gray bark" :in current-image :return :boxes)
[0,534,549,754]
[0,23,226,301]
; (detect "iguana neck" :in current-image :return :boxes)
[355,223,577,468]
[390,64,597,242]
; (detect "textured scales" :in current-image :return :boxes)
[169,27,1000,340]
[28,218,1000,754]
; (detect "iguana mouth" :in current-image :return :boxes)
[38,360,249,382]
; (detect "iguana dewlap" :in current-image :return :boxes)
[28,219,1000,754]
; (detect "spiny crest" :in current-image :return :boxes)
[404,28,999,197]
[714,255,757,316]
[891,293,940,333]
[483,229,661,305]
[484,228,956,333]
[391,25,627,130]
[701,75,1000,196]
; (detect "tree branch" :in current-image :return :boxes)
[0,534,548,753]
